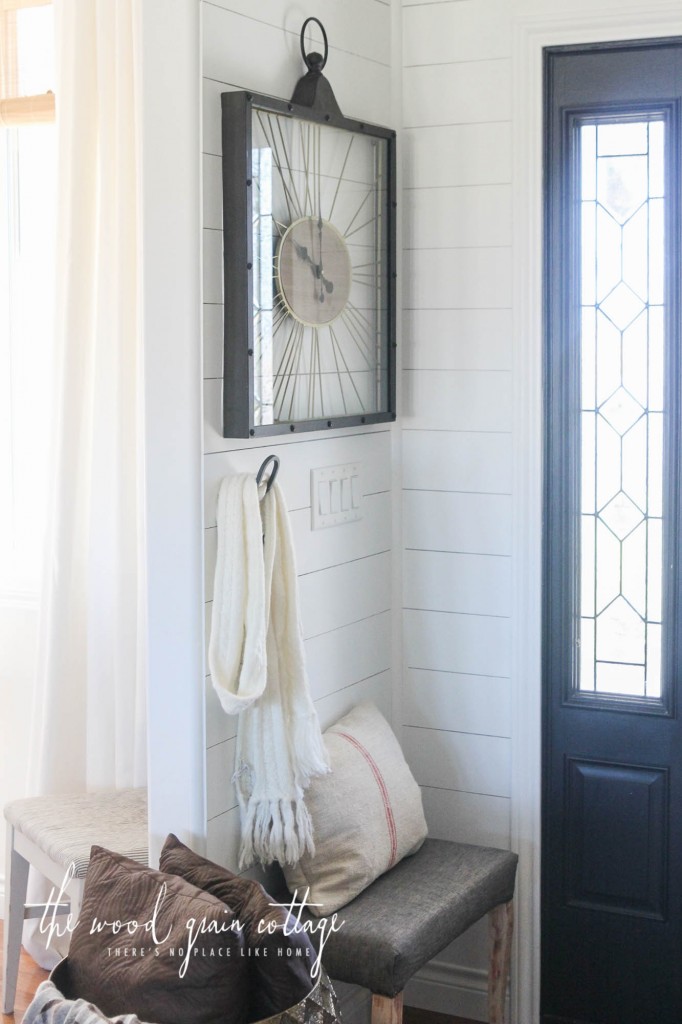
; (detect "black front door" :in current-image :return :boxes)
[543,40,682,1024]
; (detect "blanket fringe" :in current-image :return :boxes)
[239,797,316,869]
[290,710,331,785]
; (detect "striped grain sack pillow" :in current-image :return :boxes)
[282,701,427,916]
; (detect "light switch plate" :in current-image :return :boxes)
[311,463,362,529]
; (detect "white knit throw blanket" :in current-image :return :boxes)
[209,473,329,868]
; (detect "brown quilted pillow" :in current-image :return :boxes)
[67,846,248,1024]
[160,834,315,1022]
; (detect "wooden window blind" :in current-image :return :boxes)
[0,0,54,126]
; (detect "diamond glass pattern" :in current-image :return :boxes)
[599,387,644,434]
[579,118,665,699]
[600,492,644,540]
[599,281,646,330]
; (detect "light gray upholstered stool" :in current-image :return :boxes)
[291,839,518,1024]
[2,788,147,1014]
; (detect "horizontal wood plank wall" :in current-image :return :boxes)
[199,0,396,871]
[400,0,514,1010]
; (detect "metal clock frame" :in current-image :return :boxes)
[220,88,397,438]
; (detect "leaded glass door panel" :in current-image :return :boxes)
[543,40,682,1024]
[579,116,665,703]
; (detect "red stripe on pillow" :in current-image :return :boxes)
[335,730,398,868]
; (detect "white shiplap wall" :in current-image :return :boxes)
[199,0,397,877]
[401,0,513,1017]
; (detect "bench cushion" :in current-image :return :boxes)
[4,789,147,878]
[292,838,518,996]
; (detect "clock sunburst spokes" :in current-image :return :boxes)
[327,324,349,416]
[275,320,304,417]
[298,119,323,221]
[268,315,371,422]
[256,110,302,223]
[328,134,355,223]
[337,310,374,369]
[273,318,302,404]
[342,188,376,240]
[329,321,366,412]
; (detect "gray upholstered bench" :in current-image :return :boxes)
[2,788,148,1015]
[288,838,518,1024]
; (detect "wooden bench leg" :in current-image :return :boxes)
[371,992,403,1024]
[488,899,513,1024]
[66,877,85,928]
[3,825,30,1014]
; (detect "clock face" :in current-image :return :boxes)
[277,217,352,326]
[248,104,391,427]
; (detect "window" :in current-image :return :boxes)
[544,43,682,718]
[0,0,55,596]
[578,116,665,699]
[0,0,55,126]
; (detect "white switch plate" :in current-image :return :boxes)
[311,463,362,529]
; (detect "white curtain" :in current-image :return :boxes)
[24,0,147,964]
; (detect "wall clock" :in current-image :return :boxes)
[221,18,397,437]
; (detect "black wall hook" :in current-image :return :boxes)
[256,454,280,494]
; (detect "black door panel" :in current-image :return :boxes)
[543,39,682,1024]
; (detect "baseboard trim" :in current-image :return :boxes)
[405,959,509,1024]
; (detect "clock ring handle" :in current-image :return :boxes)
[300,17,328,73]
[256,454,280,495]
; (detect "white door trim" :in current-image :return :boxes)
[510,6,682,1023]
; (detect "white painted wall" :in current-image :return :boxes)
[139,0,205,865]
[199,0,399,876]
[400,3,513,1018]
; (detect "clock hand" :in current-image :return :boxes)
[293,238,313,267]
[313,221,334,297]
[293,238,334,296]
[317,216,325,300]
[315,264,334,298]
